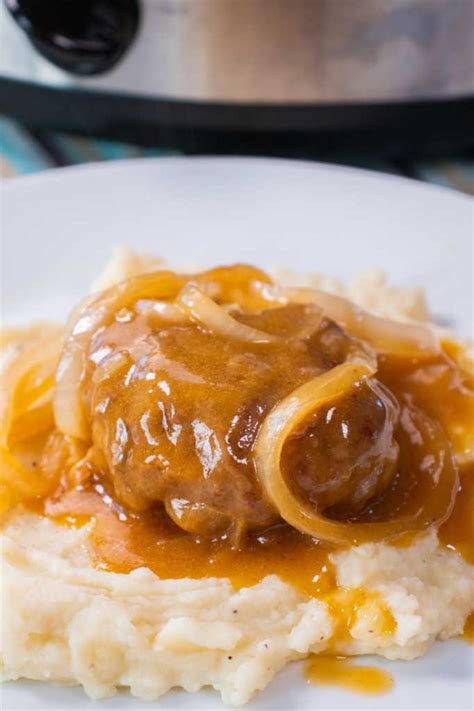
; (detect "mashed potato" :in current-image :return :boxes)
[2,512,472,706]
[1,251,472,706]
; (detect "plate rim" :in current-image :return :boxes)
[2,154,473,208]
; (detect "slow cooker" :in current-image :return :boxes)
[1,0,473,155]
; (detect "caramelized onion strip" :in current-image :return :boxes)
[254,361,457,545]
[177,284,278,343]
[1,332,63,448]
[54,271,185,439]
[137,300,186,323]
[197,264,273,309]
[0,329,65,506]
[0,446,49,498]
[284,287,439,357]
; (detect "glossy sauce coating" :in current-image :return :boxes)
[439,464,474,564]
[74,302,410,540]
[20,261,471,590]
[86,305,335,534]
[39,324,473,591]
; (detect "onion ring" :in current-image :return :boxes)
[284,287,439,357]
[177,284,278,343]
[1,331,63,448]
[0,329,65,506]
[253,361,457,544]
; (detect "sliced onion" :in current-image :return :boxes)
[0,332,63,448]
[7,396,55,445]
[197,264,273,309]
[165,496,231,536]
[0,431,86,502]
[0,446,52,498]
[248,280,289,308]
[284,287,439,357]
[54,270,185,439]
[137,299,186,323]
[0,330,66,508]
[176,284,278,343]
[0,482,16,515]
[254,360,458,545]
[254,360,383,544]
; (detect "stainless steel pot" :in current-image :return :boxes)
[1,0,473,104]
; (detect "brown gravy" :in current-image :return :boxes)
[305,655,394,695]
[439,465,474,564]
[39,344,473,588]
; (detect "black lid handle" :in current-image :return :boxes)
[5,0,140,76]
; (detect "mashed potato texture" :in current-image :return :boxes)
[2,513,473,705]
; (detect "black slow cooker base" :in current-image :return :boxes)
[1,77,473,162]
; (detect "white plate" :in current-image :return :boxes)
[1,158,473,711]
